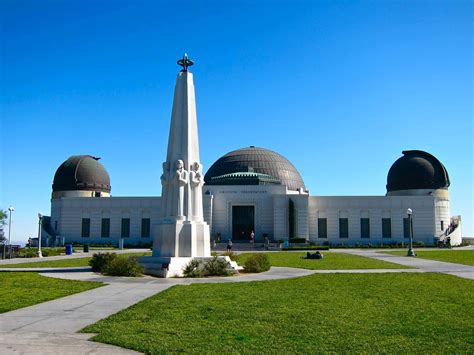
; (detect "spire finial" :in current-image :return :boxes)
[177,53,194,72]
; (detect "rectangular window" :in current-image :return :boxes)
[318,218,327,238]
[101,218,110,238]
[403,218,413,239]
[360,218,370,238]
[339,218,349,238]
[141,218,151,238]
[441,220,444,231]
[81,218,90,238]
[121,218,130,238]
[382,218,391,238]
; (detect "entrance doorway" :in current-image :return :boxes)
[232,206,255,241]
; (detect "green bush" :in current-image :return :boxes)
[289,238,307,244]
[183,259,203,278]
[204,256,232,276]
[89,253,118,272]
[103,256,144,277]
[42,248,65,257]
[244,254,271,273]
[19,248,37,258]
[283,245,330,251]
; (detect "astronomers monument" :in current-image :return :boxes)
[140,54,211,277]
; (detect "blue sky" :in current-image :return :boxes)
[1,0,472,243]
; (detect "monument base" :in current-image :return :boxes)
[152,220,211,258]
[139,256,242,278]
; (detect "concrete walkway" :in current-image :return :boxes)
[1,249,473,354]
[337,248,474,280]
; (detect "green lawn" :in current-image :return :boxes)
[0,273,102,313]
[383,250,474,266]
[83,273,474,353]
[0,252,151,269]
[235,251,410,269]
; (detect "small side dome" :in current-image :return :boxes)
[52,155,111,193]
[386,150,450,193]
[204,146,305,191]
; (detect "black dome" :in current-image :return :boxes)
[386,150,450,192]
[52,155,111,193]
[204,146,305,191]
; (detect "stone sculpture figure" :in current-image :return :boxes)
[160,162,170,216]
[189,162,204,221]
[174,159,188,218]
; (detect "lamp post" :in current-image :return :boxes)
[407,208,415,257]
[7,207,14,259]
[37,213,43,258]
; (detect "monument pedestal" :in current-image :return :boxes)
[152,220,211,258]
[140,219,213,277]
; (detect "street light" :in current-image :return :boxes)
[407,208,415,257]
[8,207,14,259]
[37,213,43,258]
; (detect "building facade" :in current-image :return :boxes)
[44,148,462,247]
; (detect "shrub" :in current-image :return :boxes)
[183,259,203,278]
[203,256,232,276]
[42,247,65,257]
[89,252,117,272]
[244,254,271,273]
[19,248,37,258]
[289,238,307,244]
[283,245,330,251]
[103,256,144,277]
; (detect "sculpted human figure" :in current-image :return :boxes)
[190,162,204,221]
[160,162,170,216]
[174,159,188,218]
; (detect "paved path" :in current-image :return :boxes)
[1,249,473,354]
[337,249,474,280]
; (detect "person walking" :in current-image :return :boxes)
[227,239,233,253]
[250,230,255,244]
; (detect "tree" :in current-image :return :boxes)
[0,209,7,245]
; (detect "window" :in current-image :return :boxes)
[403,218,413,239]
[318,218,327,238]
[81,218,90,238]
[360,218,370,238]
[121,218,130,238]
[55,221,58,231]
[101,218,110,238]
[441,220,444,231]
[382,218,391,238]
[339,218,349,238]
[141,218,151,238]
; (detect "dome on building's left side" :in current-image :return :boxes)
[52,155,111,193]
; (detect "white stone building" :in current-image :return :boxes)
[44,148,462,247]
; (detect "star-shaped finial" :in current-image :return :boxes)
[177,53,194,72]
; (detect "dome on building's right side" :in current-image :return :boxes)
[386,150,450,193]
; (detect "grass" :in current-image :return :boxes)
[235,251,410,269]
[0,252,151,269]
[0,272,102,313]
[383,249,474,266]
[82,273,474,353]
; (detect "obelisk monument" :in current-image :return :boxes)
[141,54,211,277]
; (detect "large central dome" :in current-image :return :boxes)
[204,146,305,191]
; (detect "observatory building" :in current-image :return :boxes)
[43,60,462,248]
